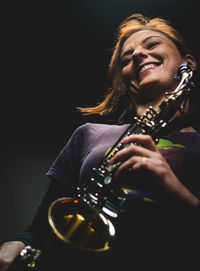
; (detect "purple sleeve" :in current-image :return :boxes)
[46,125,85,189]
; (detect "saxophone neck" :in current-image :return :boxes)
[135,64,194,137]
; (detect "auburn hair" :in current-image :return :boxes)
[77,13,191,119]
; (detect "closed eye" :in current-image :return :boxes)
[147,42,160,49]
[120,58,132,68]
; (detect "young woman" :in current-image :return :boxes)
[0,13,200,271]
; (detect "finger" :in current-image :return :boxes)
[114,155,148,178]
[132,156,149,170]
[122,134,157,151]
[109,144,155,165]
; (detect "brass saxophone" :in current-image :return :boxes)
[48,64,194,253]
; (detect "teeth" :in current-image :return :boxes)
[139,64,157,74]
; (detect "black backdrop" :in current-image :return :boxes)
[1,0,199,243]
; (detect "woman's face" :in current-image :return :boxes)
[120,30,186,104]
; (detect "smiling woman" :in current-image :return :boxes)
[119,30,196,110]
[0,12,200,271]
[77,13,198,125]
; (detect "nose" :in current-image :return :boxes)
[131,47,148,63]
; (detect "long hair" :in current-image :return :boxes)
[77,13,199,127]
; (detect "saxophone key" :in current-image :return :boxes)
[104,176,112,185]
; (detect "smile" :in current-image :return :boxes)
[139,63,159,75]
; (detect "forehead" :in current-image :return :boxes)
[121,29,173,52]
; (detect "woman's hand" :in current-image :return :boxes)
[109,134,200,208]
[0,241,25,271]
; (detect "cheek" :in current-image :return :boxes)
[121,67,130,78]
[121,64,135,80]
[163,47,184,70]
[159,53,183,84]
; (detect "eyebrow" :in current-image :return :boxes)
[120,35,163,59]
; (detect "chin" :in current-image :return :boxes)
[136,81,166,105]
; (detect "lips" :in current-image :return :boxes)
[137,62,161,78]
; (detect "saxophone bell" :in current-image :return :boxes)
[48,197,116,252]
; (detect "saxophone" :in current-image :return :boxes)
[47,64,194,253]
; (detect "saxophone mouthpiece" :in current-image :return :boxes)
[174,64,193,81]
[178,63,193,79]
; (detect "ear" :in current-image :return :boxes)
[184,54,197,71]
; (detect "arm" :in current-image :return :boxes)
[0,125,85,270]
[0,241,25,271]
[0,181,72,271]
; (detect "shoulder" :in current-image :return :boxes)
[74,122,130,137]
[70,122,130,149]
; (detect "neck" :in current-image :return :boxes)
[136,92,190,121]
[136,95,166,118]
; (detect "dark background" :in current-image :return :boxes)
[1,0,199,243]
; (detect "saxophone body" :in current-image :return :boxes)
[47,64,194,253]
